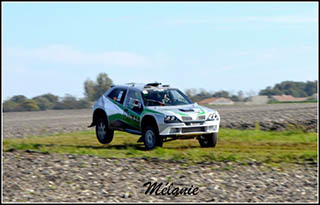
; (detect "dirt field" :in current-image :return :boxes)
[3,103,317,138]
[211,103,317,131]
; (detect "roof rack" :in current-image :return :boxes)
[146,82,161,87]
[143,83,171,89]
[126,82,136,87]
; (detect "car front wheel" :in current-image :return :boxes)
[143,126,163,150]
[96,118,114,144]
[198,133,218,148]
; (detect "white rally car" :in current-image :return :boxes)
[89,83,220,150]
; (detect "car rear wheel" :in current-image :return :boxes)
[143,126,163,150]
[198,133,217,148]
[96,118,114,144]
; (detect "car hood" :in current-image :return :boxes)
[145,103,217,119]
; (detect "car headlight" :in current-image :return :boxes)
[207,113,219,121]
[164,115,181,123]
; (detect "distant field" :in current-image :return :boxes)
[4,128,317,165]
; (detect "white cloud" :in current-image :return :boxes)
[6,45,150,67]
[235,16,318,23]
[202,45,317,73]
[168,15,318,25]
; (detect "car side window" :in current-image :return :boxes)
[126,89,143,114]
[107,88,127,105]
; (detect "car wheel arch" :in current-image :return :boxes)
[141,115,159,133]
[92,108,108,127]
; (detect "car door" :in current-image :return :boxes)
[123,88,144,131]
[106,87,128,129]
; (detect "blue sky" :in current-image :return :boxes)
[2,2,318,100]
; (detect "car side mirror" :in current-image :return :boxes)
[133,99,142,109]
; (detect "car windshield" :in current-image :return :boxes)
[142,89,192,106]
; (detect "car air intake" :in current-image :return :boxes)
[182,127,205,133]
[179,108,194,112]
[182,116,192,121]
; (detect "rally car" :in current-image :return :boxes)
[89,83,220,150]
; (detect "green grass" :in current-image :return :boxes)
[3,129,318,165]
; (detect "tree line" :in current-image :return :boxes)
[3,73,113,112]
[185,89,250,103]
[3,93,92,112]
[2,74,317,112]
[259,80,317,97]
[185,80,317,103]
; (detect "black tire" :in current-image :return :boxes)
[143,126,163,150]
[96,118,114,144]
[198,133,218,148]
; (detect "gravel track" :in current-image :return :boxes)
[3,150,318,203]
[3,103,318,139]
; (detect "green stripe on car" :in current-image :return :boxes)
[198,108,205,115]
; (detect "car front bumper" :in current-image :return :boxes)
[159,120,220,136]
